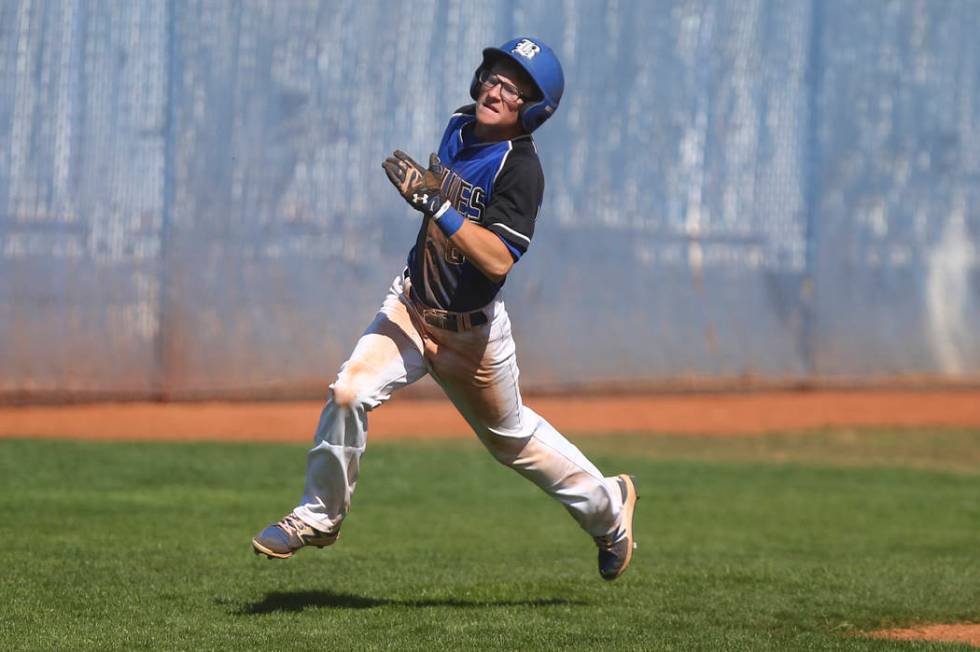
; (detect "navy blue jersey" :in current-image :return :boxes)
[406,105,544,312]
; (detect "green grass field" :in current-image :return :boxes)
[1,429,978,650]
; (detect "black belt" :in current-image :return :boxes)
[419,307,488,332]
[402,269,489,332]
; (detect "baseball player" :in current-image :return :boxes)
[253,37,638,580]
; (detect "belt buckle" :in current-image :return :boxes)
[424,310,455,332]
[420,306,487,333]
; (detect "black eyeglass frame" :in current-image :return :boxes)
[477,69,527,104]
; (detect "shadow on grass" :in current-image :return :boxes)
[235,590,588,614]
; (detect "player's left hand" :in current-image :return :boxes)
[382,150,449,216]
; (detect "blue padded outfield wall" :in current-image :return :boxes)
[1,0,979,398]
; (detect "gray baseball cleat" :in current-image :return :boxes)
[594,474,639,581]
[252,512,339,559]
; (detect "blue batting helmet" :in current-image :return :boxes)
[469,37,564,133]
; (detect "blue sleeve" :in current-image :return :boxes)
[496,234,523,261]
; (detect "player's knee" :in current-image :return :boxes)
[330,362,375,410]
[330,378,365,410]
[330,384,354,409]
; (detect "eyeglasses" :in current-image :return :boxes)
[477,69,526,104]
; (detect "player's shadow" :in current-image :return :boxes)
[235,590,587,614]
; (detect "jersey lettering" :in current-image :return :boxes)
[470,187,486,218]
[443,168,486,221]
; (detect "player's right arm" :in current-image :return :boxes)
[432,214,513,282]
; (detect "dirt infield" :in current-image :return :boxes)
[865,624,980,647]
[0,389,978,443]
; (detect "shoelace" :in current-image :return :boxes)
[594,528,624,550]
[276,513,309,536]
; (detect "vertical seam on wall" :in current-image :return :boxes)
[154,0,178,400]
[802,0,825,379]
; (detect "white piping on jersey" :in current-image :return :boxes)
[492,141,513,188]
[490,222,531,246]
